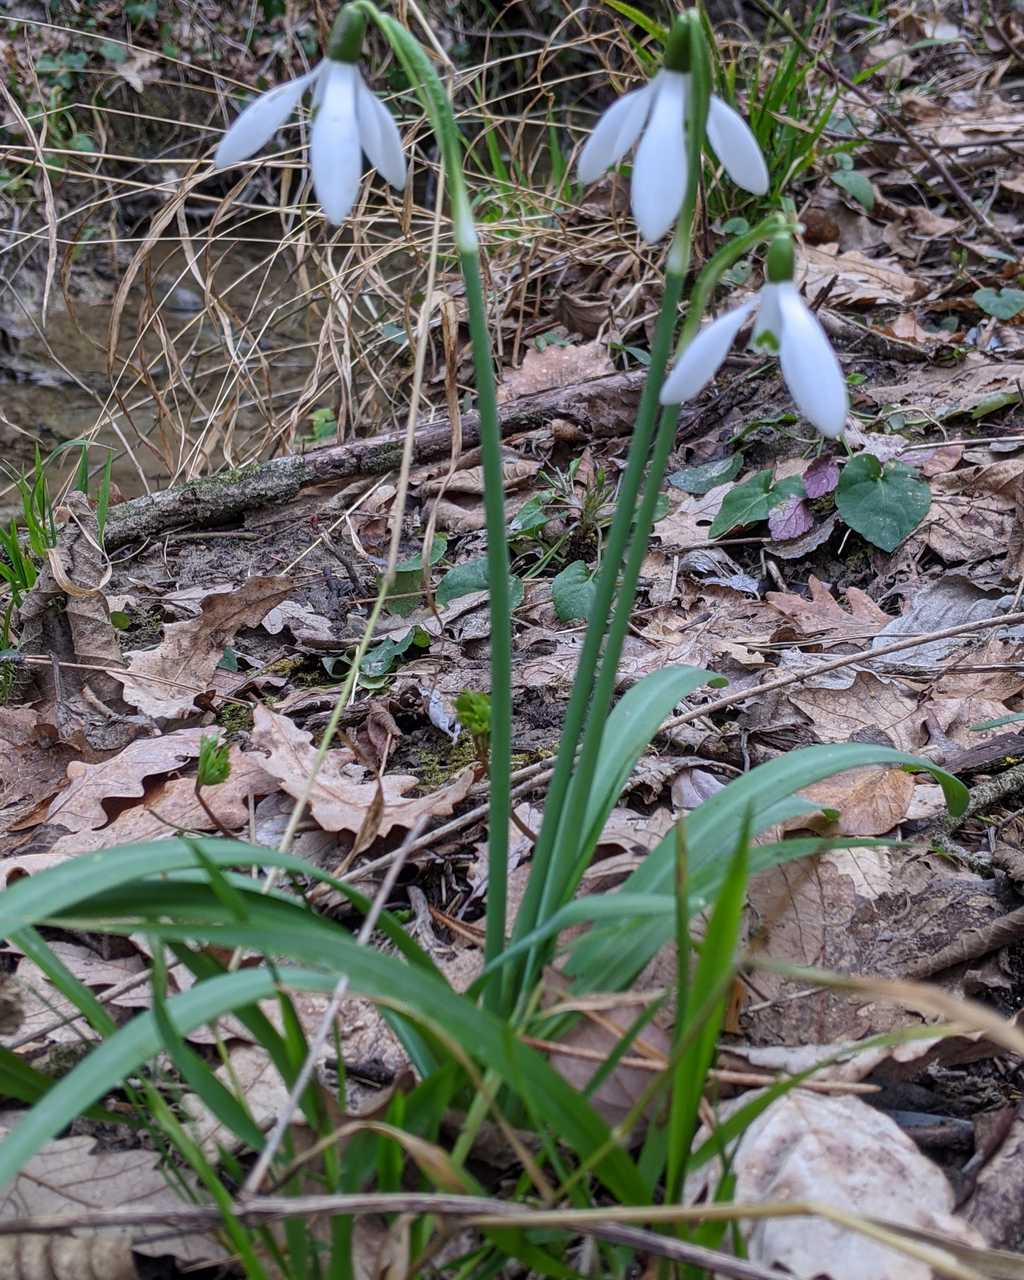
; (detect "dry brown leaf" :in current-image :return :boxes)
[785,766,916,836]
[496,338,613,403]
[547,1009,669,1128]
[0,709,76,830]
[909,94,1024,149]
[0,852,72,889]
[686,1092,984,1279]
[44,727,206,834]
[116,575,294,718]
[745,848,1008,1047]
[651,484,729,550]
[722,1034,950,1085]
[766,576,892,639]
[880,312,934,345]
[788,671,926,753]
[9,944,146,1045]
[45,748,277,855]
[0,1234,138,1280]
[260,598,335,644]
[250,705,473,838]
[0,1126,227,1265]
[800,244,925,306]
[862,358,1024,422]
[422,458,540,495]
[16,494,147,757]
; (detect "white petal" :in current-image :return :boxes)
[776,283,849,438]
[577,82,654,184]
[632,71,688,242]
[214,67,319,168]
[706,95,769,195]
[751,282,783,353]
[660,301,756,404]
[310,61,362,226]
[355,72,407,190]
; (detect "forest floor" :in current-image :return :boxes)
[2,0,1024,1275]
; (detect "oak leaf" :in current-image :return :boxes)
[766,576,891,639]
[251,706,473,838]
[117,576,293,718]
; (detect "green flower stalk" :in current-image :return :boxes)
[509,11,718,1002]
[357,3,511,1007]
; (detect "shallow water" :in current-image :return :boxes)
[0,219,325,520]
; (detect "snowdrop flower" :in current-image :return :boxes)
[577,15,768,242]
[214,6,406,226]
[660,236,848,438]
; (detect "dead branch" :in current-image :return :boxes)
[103,371,648,551]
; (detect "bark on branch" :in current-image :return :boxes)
[104,370,648,550]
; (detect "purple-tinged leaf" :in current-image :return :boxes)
[768,495,814,542]
[803,456,840,499]
[772,512,838,560]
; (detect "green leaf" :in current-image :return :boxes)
[973,287,1024,321]
[971,389,1023,420]
[436,558,524,609]
[98,40,128,63]
[577,666,725,870]
[831,168,875,211]
[455,690,490,736]
[603,0,668,40]
[394,535,447,574]
[709,471,803,537]
[566,744,967,993]
[383,536,448,616]
[669,453,743,494]
[970,712,1024,731]
[508,492,554,536]
[68,134,98,154]
[667,819,749,1198]
[150,947,267,1152]
[552,561,596,622]
[361,627,429,678]
[836,455,930,552]
[0,949,647,1206]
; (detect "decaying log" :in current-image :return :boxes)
[104,370,649,550]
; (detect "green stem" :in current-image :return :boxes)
[358,2,510,1006]
[505,252,686,1004]
[545,216,788,921]
[462,251,512,997]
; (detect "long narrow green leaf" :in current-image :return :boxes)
[11,926,118,1037]
[577,666,724,870]
[567,745,967,990]
[0,840,443,980]
[667,815,749,1201]
[0,945,647,1204]
[471,838,883,995]
[603,0,667,40]
[150,945,267,1152]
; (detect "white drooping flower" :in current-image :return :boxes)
[577,69,768,242]
[660,255,849,438]
[214,58,407,226]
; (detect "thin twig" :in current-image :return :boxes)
[662,610,1024,734]
[240,818,425,1195]
[0,1193,988,1280]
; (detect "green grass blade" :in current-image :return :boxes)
[149,944,267,1152]
[0,940,647,1203]
[567,745,967,990]
[666,813,750,1201]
